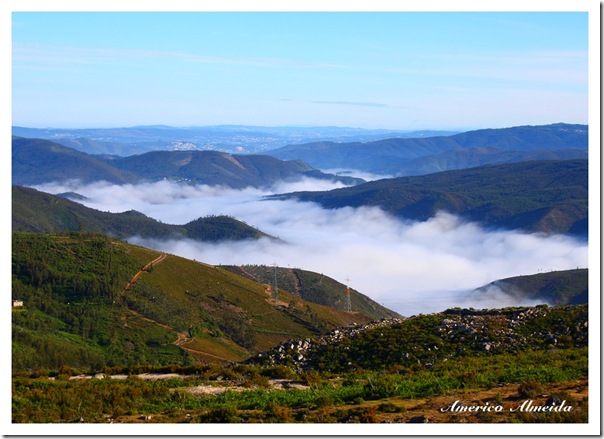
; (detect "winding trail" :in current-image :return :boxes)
[120,252,230,362]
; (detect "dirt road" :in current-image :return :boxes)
[120,253,166,298]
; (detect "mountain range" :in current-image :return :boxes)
[274,159,588,237]
[12,125,457,155]
[11,122,590,372]
[12,137,363,188]
[11,228,587,372]
[266,123,588,175]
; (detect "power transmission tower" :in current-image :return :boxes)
[272,263,279,303]
[345,277,351,312]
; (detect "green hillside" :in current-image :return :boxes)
[12,137,139,185]
[474,269,588,305]
[223,265,400,320]
[12,185,270,242]
[12,232,379,372]
[280,159,588,237]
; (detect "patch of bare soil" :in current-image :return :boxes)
[172,379,310,396]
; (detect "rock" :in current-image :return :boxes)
[408,415,429,423]
[546,395,563,406]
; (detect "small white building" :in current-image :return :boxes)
[12,300,23,308]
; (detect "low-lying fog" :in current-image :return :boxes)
[35,177,588,315]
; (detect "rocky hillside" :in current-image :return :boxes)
[247,304,588,372]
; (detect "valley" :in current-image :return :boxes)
[9,6,596,432]
[11,122,593,426]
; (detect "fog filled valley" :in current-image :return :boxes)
[11,125,593,427]
[33,176,588,316]
[9,7,598,429]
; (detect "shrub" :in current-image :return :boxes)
[260,365,296,380]
[518,378,544,398]
[265,401,293,422]
[362,375,399,400]
[377,402,404,413]
[197,406,241,423]
[300,370,323,388]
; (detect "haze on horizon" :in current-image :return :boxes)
[11,7,588,131]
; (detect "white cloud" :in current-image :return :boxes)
[36,179,588,316]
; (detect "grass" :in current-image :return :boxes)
[12,347,587,423]
[12,232,377,371]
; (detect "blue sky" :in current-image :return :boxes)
[11,8,590,130]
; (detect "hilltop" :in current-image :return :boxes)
[12,185,271,242]
[473,269,588,306]
[247,304,588,373]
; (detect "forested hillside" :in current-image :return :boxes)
[12,186,271,242]
[473,269,588,305]
[12,232,381,371]
[12,137,139,185]
[278,159,588,237]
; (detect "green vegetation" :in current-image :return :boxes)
[223,265,400,320]
[284,159,588,236]
[11,231,589,424]
[12,232,373,372]
[12,347,588,423]
[12,186,272,242]
[280,305,588,374]
[12,232,189,370]
[476,269,588,305]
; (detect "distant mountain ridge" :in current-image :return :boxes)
[266,123,588,175]
[274,159,588,237]
[12,125,457,155]
[12,137,363,188]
